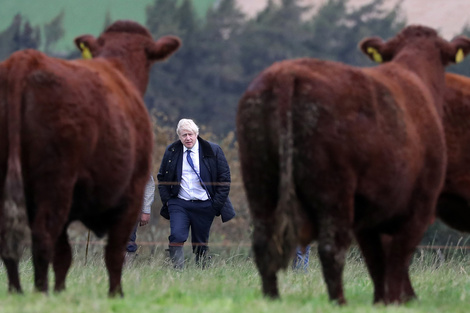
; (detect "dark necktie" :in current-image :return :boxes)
[187,149,211,200]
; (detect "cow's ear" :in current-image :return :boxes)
[147,36,181,62]
[447,36,470,64]
[359,37,385,63]
[74,35,98,59]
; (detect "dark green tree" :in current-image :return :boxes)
[146,0,181,37]
[239,0,311,79]
[145,0,202,129]
[304,0,405,66]
[0,14,40,61]
[145,0,248,134]
[103,11,113,31]
[44,10,65,53]
[177,0,199,38]
[185,0,247,133]
[303,0,349,60]
[142,0,409,135]
[339,0,405,66]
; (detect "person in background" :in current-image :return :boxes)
[292,245,311,272]
[126,175,155,257]
[157,118,235,269]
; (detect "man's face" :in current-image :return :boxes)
[179,129,197,149]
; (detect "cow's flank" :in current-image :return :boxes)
[437,72,470,232]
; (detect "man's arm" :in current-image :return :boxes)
[212,145,231,211]
[157,148,172,205]
[140,176,155,226]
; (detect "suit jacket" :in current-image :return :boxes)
[157,136,235,223]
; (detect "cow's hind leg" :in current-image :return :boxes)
[105,203,140,297]
[31,182,73,293]
[383,222,422,304]
[384,182,440,304]
[0,200,23,293]
[317,201,353,305]
[381,234,415,303]
[252,221,282,298]
[2,257,22,293]
[53,227,72,292]
[355,230,386,303]
[250,193,297,299]
[0,184,26,293]
[104,233,126,297]
[31,218,56,292]
[31,212,68,293]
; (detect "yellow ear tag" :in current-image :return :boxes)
[456,48,464,63]
[79,42,93,59]
[367,47,383,63]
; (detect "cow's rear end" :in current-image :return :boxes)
[0,54,31,293]
[237,26,470,304]
[238,63,302,297]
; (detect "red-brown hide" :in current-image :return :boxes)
[437,72,470,232]
[236,25,470,304]
[0,20,181,296]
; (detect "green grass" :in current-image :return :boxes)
[0,247,469,313]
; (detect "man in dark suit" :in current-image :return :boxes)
[157,118,235,269]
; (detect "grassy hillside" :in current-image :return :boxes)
[0,0,217,52]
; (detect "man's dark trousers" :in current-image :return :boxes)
[168,197,214,254]
[126,224,138,253]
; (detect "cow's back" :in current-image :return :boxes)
[239,58,445,225]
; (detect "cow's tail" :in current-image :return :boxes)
[270,71,300,269]
[0,54,29,261]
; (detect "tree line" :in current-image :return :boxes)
[2,0,470,245]
[5,0,470,135]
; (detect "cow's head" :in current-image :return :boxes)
[74,20,181,95]
[359,25,470,66]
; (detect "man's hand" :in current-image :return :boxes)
[140,213,150,226]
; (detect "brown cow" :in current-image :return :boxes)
[436,72,470,231]
[0,20,181,296]
[236,25,470,304]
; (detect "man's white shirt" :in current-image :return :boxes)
[178,140,209,201]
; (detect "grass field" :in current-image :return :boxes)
[0,246,469,313]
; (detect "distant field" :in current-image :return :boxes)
[0,247,469,313]
[0,0,217,51]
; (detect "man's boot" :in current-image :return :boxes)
[168,246,184,269]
